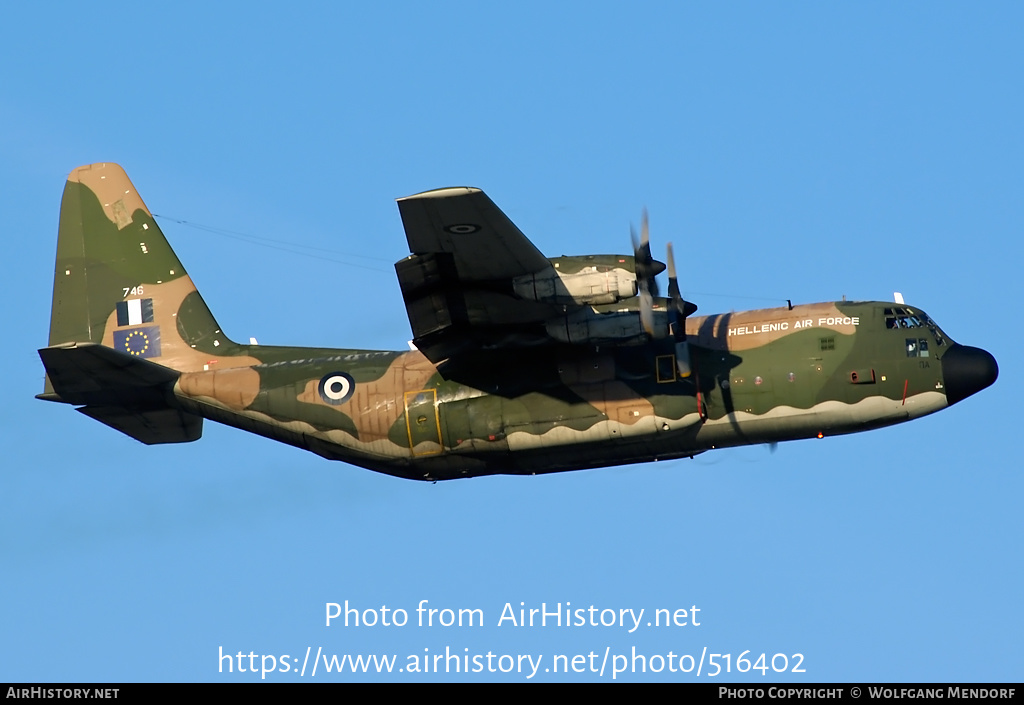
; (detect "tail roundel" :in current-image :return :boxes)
[38,163,245,443]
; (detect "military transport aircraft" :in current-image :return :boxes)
[38,163,998,481]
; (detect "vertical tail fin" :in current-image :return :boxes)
[46,163,238,370]
[39,163,260,443]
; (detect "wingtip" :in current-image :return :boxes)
[397,186,482,202]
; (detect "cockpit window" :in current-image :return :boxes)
[906,338,930,358]
[885,307,924,329]
[886,307,947,346]
[884,303,946,346]
[921,314,946,346]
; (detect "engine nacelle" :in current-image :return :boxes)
[514,265,637,305]
[546,307,666,345]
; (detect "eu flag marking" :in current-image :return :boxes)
[113,325,161,358]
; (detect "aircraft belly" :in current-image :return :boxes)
[694,392,945,448]
[170,344,949,480]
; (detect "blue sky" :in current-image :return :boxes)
[2,2,1021,682]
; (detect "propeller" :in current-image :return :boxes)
[631,208,660,337]
[629,210,694,370]
[630,208,660,298]
[665,241,697,378]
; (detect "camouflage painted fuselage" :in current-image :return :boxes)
[39,164,997,481]
[164,300,955,480]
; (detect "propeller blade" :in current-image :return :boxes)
[665,242,686,341]
[632,208,659,299]
[639,290,655,337]
[675,340,692,378]
[641,207,649,252]
[666,242,680,306]
[665,242,693,377]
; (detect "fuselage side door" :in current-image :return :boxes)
[404,389,443,456]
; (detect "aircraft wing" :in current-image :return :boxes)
[397,187,552,281]
[395,187,572,364]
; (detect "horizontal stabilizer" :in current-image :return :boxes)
[37,343,202,444]
[39,343,179,406]
[77,405,201,445]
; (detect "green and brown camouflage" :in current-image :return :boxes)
[38,163,998,481]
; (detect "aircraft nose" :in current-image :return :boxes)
[942,344,998,405]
